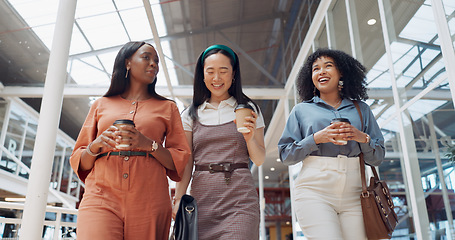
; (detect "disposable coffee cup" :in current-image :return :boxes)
[234,104,254,133]
[113,119,135,148]
[331,118,350,145]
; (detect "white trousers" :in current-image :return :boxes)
[294,155,367,240]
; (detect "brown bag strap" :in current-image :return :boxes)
[353,101,380,196]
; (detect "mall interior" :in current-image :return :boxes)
[0,0,454,239]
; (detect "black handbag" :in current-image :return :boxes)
[170,194,198,240]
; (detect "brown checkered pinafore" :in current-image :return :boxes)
[190,121,260,240]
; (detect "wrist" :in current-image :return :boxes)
[86,142,101,156]
[313,132,320,145]
[172,196,181,205]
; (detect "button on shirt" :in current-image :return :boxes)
[278,96,385,166]
[181,96,265,131]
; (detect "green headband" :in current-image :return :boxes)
[201,44,237,64]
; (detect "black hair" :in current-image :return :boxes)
[297,48,368,101]
[104,41,168,101]
[188,47,258,120]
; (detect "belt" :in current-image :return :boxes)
[195,163,249,184]
[96,151,151,159]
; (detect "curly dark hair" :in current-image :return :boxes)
[297,48,368,101]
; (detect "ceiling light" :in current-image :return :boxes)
[276,158,281,162]
[286,221,291,225]
[270,167,275,171]
[265,176,270,179]
[367,19,376,25]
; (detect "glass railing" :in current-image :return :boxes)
[0,202,77,240]
[0,144,83,208]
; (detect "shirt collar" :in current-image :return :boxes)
[311,96,322,103]
[225,96,237,107]
[311,96,352,107]
[201,96,237,109]
[307,96,325,104]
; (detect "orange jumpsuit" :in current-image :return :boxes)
[70,95,190,240]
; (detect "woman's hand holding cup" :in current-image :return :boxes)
[234,104,257,142]
[88,126,118,155]
[113,119,136,149]
[330,118,351,145]
[313,119,351,145]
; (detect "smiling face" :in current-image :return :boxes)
[203,53,234,102]
[126,44,159,85]
[311,56,342,97]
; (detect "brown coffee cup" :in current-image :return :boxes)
[234,104,254,133]
[113,119,135,149]
[331,118,350,145]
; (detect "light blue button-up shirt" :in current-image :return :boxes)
[278,96,385,166]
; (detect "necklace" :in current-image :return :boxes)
[333,99,342,109]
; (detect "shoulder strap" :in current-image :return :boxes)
[353,101,363,130]
[354,101,380,195]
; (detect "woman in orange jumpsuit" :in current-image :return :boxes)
[70,41,190,240]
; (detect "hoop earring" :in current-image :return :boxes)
[125,68,129,78]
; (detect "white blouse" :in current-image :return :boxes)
[181,96,265,132]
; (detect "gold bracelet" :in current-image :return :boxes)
[86,142,100,157]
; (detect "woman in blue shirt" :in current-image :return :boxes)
[278,48,385,240]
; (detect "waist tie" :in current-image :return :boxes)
[96,151,152,159]
[195,163,249,184]
[303,155,360,173]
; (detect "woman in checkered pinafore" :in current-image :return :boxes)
[174,45,266,240]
